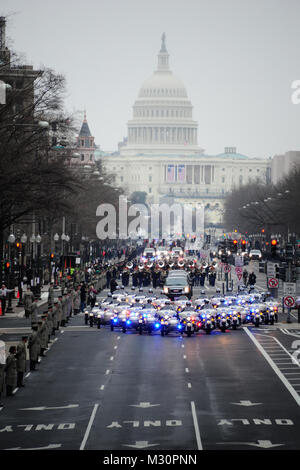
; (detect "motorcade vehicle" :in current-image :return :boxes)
[143,248,156,259]
[249,249,262,260]
[163,274,192,300]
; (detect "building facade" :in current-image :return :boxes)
[102,35,271,226]
[271,151,300,184]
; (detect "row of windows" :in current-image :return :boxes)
[141,88,186,97]
[222,167,261,172]
[134,108,191,118]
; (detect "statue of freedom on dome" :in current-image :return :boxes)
[160,32,167,52]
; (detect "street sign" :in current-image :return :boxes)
[75,257,81,265]
[283,282,296,295]
[224,264,231,273]
[237,273,243,281]
[268,278,279,288]
[267,263,276,277]
[235,266,243,275]
[283,296,296,308]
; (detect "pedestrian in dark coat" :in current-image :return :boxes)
[5,346,17,396]
[110,278,118,293]
[16,337,28,387]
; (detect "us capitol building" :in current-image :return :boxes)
[102,34,271,227]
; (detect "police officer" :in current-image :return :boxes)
[16,336,28,387]
[5,346,17,396]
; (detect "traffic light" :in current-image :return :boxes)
[233,239,238,252]
[50,253,55,261]
[4,261,10,275]
[271,239,277,257]
[207,234,211,243]
[16,242,21,250]
[241,239,246,250]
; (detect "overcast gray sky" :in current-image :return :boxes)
[2,0,300,158]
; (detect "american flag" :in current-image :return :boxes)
[178,164,185,182]
[167,164,175,182]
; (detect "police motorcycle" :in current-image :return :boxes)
[248,304,264,327]
[140,307,160,334]
[227,306,242,329]
[127,307,145,334]
[198,308,216,334]
[215,307,231,332]
[158,308,181,336]
[178,310,198,337]
[264,301,279,324]
[210,297,224,309]
[110,302,132,331]
[194,297,210,313]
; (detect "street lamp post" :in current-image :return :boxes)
[17,233,27,307]
[6,232,15,313]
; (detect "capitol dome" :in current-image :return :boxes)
[122,34,199,155]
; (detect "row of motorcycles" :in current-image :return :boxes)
[84,289,279,336]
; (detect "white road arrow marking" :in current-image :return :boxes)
[129,402,160,408]
[123,441,159,449]
[231,400,262,407]
[217,440,284,449]
[19,404,79,411]
[5,444,62,450]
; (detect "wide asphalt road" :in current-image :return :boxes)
[0,307,300,451]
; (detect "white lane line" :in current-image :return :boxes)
[25,373,31,378]
[117,336,120,340]
[182,345,185,348]
[244,328,300,406]
[110,356,114,361]
[272,337,300,367]
[12,388,19,395]
[188,383,192,388]
[185,368,189,373]
[100,385,105,390]
[105,369,110,375]
[114,346,118,350]
[183,355,187,359]
[61,330,64,334]
[79,403,99,450]
[190,401,203,450]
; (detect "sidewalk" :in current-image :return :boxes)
[0,285,61,319]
